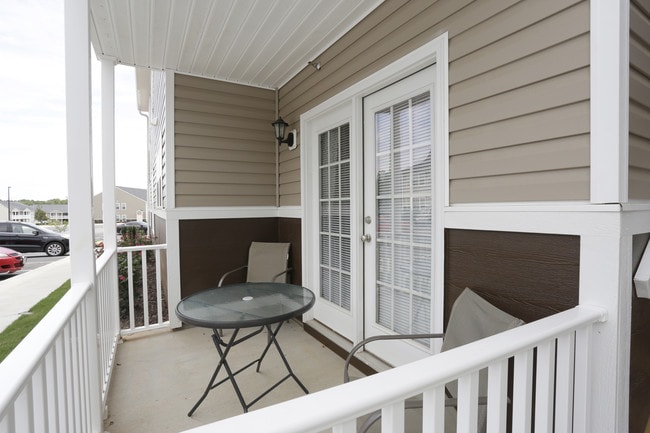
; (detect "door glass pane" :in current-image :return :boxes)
[375,92,432,346]
[320,123,352,311]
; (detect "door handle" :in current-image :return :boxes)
[360,234,372,243]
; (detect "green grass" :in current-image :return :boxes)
[0,280,71,363]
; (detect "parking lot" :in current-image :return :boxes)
[0,253,68,281]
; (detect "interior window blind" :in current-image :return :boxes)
[319,123,351,311]
[375,92,432,345]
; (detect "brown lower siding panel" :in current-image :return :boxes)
[179,217,302,298]
[631,234,650,433]
[278,217,302,286]
[444,229,580,325]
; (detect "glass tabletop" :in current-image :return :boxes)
[176,282,315,329]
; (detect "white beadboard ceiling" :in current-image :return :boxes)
[90,0,384,89]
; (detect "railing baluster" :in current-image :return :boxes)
[141,250,149,327]
[32,363,46,432]
[513,350,533,433]
[381,401,405,433]
[534,340,556,433]
[555,332,576,433]
[422,385,445,432]
[573,325,593,433]
[127,251,135,330]
[332,419,356,433]
[487,359,508,433]
[457,371,479,433]
[155,248,162,325]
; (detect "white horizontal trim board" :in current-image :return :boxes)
[445,202,650,236]
[166,206,301,220]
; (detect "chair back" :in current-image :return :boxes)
[441,288,524,352]
[442,288,524,433]
[246,242,291,283]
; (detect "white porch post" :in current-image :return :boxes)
[587,2,632,432]
[64,0,102,430]
[579,233,632,433]
[101,59,117,252]
[590,0,630,203]
[164,71,182,328]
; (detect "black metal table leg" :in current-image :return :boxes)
[187,328,240,416]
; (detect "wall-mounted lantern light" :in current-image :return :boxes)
[272,117,297,150]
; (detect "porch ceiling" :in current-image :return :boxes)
[90,0,383,89]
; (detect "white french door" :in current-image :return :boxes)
[308,105,358,340]
[362,67,437,366]
[303,36,447,364]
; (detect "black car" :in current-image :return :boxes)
[0,221,69,256]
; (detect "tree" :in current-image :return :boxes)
[34,207,47,224]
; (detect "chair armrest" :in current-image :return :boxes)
[272,268,293,283]
[344,332,444,383]
[218,265,248,287]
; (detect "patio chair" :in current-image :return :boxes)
[344,288,524,433]
[218,242,292,287]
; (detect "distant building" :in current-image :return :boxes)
[92,186,147,223]
[37,204,69,223]
[0,200,68,223]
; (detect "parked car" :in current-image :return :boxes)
[0,246,26,274]
[0,222,69,256]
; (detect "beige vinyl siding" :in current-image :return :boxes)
[629,0,650,200]
[150,70,167,209]
[174,73,276,207]
[279,0,590,205]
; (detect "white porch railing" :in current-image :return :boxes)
[96,248,122,406]
[0,281,100,432]
[180,305,607,433]
[0,242,169,432]
[116,244,169,335]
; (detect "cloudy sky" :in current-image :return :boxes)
[0,0,147,201]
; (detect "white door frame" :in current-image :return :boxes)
[301,33,449,348]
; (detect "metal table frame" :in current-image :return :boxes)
[187,320,309,415]
[176,283,315,416]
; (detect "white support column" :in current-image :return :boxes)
[63,0,101,430]
[167,212,182,328]
[590,0,630,204]
[579,233,632,433]
[163,70,182,329]
[101,59,117,252]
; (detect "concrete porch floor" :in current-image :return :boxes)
[103,320,361,433]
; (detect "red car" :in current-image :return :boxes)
[0,246,26,275]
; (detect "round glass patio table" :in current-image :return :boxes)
[175,282,315,416]
[176,282,315,329]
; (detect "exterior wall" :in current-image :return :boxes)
[92,188,146,222]
[444,229,580,324]
[629,1,650,200]
[149,70,167,210]
[178,218,301,297]
[173,74,277,207]
[279,0,590,206]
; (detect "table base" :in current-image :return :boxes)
[187,321,309,416]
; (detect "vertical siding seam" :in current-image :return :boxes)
[275,88,280,207]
